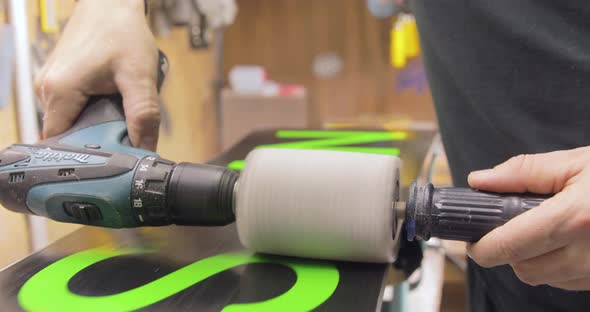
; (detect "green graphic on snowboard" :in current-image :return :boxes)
[19,248,339,312]
[228,130,407,170]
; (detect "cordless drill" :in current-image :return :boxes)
[0,52,238,229]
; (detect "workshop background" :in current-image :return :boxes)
[0,1,464,311]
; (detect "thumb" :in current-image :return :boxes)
[468,149,588,194]
[115,70,160,151]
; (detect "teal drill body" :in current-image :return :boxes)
[0,95,238,229]
[0,51,238,229]
[2,121,155,228]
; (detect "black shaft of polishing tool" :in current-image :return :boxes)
[406,182,547,242]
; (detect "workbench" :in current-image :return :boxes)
[0,128,443,312]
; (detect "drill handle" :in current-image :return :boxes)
[54,50,168,143]
[407,182,548,242]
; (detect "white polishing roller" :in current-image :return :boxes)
[236,149,401,263]
[228,148,547,263]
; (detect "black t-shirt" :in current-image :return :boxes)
[412,1,590,311]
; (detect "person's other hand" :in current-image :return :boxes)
[35,0,160,150]
[467,147,590,290]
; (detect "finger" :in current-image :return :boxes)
[468,149,588,194]
[39,76,88,138]
[467,191,575,267]
[511,244,588,286]
[550,277,590,291]
[35,53,58,110]
[114,58,160,151]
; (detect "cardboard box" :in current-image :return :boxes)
[221,89,309,149]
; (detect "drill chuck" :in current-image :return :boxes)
[167,163,238,226]
[130,157,239,227]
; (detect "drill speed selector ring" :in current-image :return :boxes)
[130,156,175,226]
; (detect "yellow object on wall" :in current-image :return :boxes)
[405,15,420,58]
[390,13,421,69]
[391,17,406,69]
[39,0,59,34]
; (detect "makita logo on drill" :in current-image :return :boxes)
[34,151,90,163]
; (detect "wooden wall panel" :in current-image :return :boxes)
[155,28,218,162]
[223,0,436,125]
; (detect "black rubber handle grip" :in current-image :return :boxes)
[406,182,548,242]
